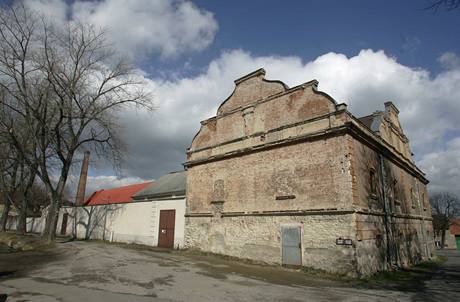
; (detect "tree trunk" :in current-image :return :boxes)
[17,167,36,235]
[0,196,11,232]
[42,191,60,243]
[16,198,27,234]
[85,207,93,240]
[71,207,77,239]
[441,229,446,249]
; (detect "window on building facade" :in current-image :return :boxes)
[410,188,416,208]
[393,179,400,203]
[393,179,401,213]
[370,169,377,197]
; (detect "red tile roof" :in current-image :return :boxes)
[84,182,153,206]
[450,219,460,235]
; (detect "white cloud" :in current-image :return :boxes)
[438,51,460,70]
[114,49,460,197]
[23,0,67,23]
[24,0,218,58]
[418,138,460,196]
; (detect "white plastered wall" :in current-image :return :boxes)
[105,201,157,245]
[54,198,186,248]
[26,216,46,233]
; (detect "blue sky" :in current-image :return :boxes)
[8,0,460,196]
[146,0,460,78]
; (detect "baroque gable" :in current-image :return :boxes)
[188,69,338,157]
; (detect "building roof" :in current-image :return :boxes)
[450,219,460,235]
[84,181,152,206]
[133,171,186,200]
[358,113,382,133]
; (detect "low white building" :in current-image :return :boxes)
[29,171,187,249]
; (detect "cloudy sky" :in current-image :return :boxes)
[11,0,460,197]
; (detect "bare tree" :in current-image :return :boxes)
[0,3,41,234]
[12,157,36,234]
[0,4,152,242]
[73,203,122,241]
[0,143,19,231]
[430,192,460,248]
[0,128,36,234]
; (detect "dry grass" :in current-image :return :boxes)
[0,232,52,252]
[359,256,446,289]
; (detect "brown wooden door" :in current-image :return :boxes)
[158,210,175,248]
[60,213,68,235]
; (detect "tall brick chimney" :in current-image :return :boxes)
[75,151,90,205]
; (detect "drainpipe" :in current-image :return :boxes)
[378,154,395,268]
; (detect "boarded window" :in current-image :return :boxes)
[411,188,416,208]
[274,170,295,200]
[212,179,225,202]
[393,179,399,203]
[369,169,377,196]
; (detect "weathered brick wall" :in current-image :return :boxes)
[189,73,336,158]
[185,70,360,275]
[350,136,434,273]
[377,102,413,161]
[217,71,286,115]
[350,137,432,219]
[186,136,353,214]
[185,69,432,277]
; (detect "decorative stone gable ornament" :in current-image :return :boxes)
[212,179,225,202]
[211,179,225,218]
[273,170,296,200]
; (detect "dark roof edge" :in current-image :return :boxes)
[133,190,186,200]
[234,68,265,84]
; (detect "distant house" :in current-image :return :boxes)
[436,219,460,250]
[132,171,186,248]
[30,171,186,248]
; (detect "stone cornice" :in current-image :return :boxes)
[185,105,428,184]
[185,207,432,220]
[189,110,343,155]
[184,123,348,167]
[234,68,266,84]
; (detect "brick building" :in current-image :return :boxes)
[184,69,434,277]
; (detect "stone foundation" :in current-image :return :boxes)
[185,213,360,276]
[186,212,434,277]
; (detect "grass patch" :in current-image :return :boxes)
[301,266,355,282]
[0,232,53,252]
[181,248,276,266]
[359,256,446,290]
